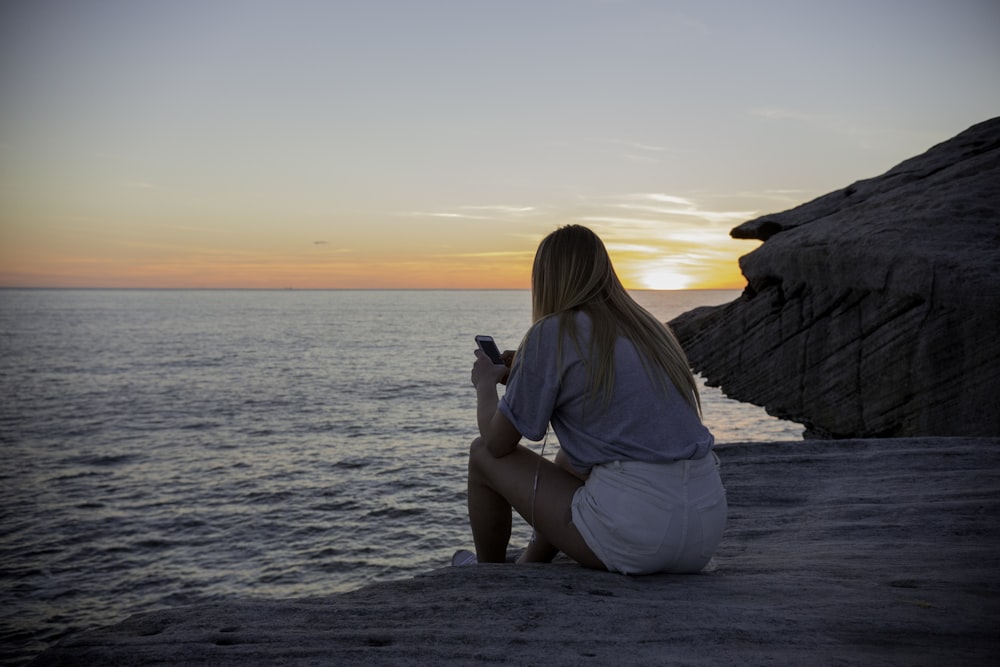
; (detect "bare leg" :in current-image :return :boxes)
[517,533,559,564]
[467,437,604,569]
[467,442,513,562]
[516,449,587,563]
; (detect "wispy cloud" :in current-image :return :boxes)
[749,107,817,123]
[401,204,542,221]
[623,193,692,206]
[599,138,669,153]
[748,107,880,145]
[433,249,536,259]
[460,205,538,215]
[595,138,674,165]
[622,153,660,164]
[586,193,757,226]
[153,223,224,234]
[602,241,666,255]
[424,212,491,220]
[310,241,354,253]
[571,192,759,287]
[617,203,754,224]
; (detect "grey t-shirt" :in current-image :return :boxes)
[498,311,714,474]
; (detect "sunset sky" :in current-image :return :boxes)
[1,0,998,290]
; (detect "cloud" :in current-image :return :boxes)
[748,107,816,123]
[401,204,542,221]
[748,107,878,144]
[420,212,493,221]
[623,153,660,164]
[599,139,669,152]
[602,241,665,255]
[434,249,536,259]
[623,193,693,206]
[587,193,757,225]
[459,205,538,215]
[311,242,355,254]
[595,139,674,165]
[617,203,755,224]
[153,223,222,234]
[579,215,663,229]
[582,217,736,248]
[571,192,761,285]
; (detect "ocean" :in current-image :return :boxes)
[0,289,801,663]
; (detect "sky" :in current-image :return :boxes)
[1,0,998,290]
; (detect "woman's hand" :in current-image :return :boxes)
[471,349,508,389]
[499,349,515,385]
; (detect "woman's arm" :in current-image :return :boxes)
[472,350,522,458]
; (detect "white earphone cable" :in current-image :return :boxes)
[529,431,548,544]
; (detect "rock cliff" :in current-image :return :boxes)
[670,117,1000,438]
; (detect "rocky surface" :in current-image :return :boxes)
[670,117,1000,438]
[32,437,1000,666]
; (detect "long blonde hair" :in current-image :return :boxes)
[527,224,701,413]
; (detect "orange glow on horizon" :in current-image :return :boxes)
[0,248,537,290]
[0,223,756,291]
[0,249,750,290]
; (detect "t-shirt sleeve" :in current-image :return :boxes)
[497,325,561,441]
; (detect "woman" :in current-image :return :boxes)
[463,224,726,574]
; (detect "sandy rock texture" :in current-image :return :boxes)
[670,117,1000,438]
[33,437,1000,666]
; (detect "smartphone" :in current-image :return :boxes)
[475,335,504,364]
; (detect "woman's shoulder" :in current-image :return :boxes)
[523,315,558,353]
[528,310,591,341]
[528,313,559,337]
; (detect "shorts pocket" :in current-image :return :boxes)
[608,496,676,560]
[578,476,674,562]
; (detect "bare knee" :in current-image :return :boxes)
[468,437,490,478]
[469,436,487,464]
[469,436,513,489]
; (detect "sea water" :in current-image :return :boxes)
[0,289,801,663]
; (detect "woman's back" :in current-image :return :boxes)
[501,311,714,475]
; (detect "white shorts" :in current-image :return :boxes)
[571,454,727,575]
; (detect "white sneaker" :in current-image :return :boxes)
[451,549,478,566]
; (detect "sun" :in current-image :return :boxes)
[638,267,693,291]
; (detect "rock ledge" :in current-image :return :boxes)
[33,438,1000,666]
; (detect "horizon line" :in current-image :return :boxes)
[0,286,745,293]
